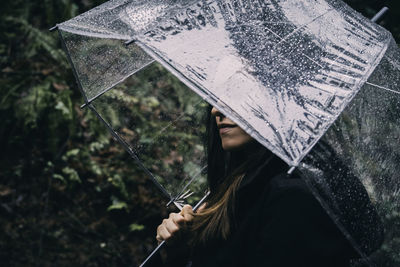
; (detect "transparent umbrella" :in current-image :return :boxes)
[51,0,400,266]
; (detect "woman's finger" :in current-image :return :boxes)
[164,216,180,234]
[155,210,192,243]
[180,205,194,222]
[156,233,162,243]
[157,224,171,241]
[169,212,185,225]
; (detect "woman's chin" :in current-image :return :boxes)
[222,139,253,151]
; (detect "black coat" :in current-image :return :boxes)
[151,156,360,267]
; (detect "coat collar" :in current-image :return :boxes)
[239,154,289,190]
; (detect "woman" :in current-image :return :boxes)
[153,105,368,267]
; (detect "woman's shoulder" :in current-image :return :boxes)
[240,167,349,242]
[260,172,340,233]
[240,166,315,207]
[269,172,309,191]
[236,167,320,220]
[254,173,358,265]
[262,173,327,219]
[231,170,358,267]
[267,172,317,203]
[258,172,323,219]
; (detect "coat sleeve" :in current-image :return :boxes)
[244,183,358,267]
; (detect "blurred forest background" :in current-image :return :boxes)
[1,0,399,266]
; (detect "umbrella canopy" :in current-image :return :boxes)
[53,0,400,265]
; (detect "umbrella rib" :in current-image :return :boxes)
[156,112,187,135]
[58,30,89,103]
[59,23,131,40]
[150,98,204,141]
[84,54,132,96]
[80,59,155,109]
[88,104,172,201]
[262,25,324,69]
[89,97,205,206]
[274,9,333,46]
[365,82,400,95]
[319,7,393,99]
[173,165,207,203]
[262,21,292,25]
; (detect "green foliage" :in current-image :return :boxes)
[0,0,168,266]
[62,166,82,183]
[89,60,208,201]
[129,223,145,232]
[107,197,128,212]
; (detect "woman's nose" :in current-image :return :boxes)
[211,106,223,117]
[211,106,225,122]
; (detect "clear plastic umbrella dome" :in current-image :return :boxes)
[53,0,400,265]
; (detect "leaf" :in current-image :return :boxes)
[53,174,66,184]
[55,101,71,118]
[62,167,81,183]
[129,223,145,232]
[107,199,128,212]
[15,81,53,129]
[66,148,80,158]
[109,175,129,199]
[89,161,103,176]
[4,16,68,67]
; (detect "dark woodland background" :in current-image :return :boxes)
[1,0,399,266]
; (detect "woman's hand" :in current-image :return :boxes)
[156,205,194,244]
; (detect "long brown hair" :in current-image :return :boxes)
[190,105,270,244]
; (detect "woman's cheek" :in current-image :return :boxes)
[221,128,253,151]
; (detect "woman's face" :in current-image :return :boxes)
[211,107,253,151]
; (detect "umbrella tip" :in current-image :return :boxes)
[49,25,58,32]
[287,166,296,175]
[371,6,389,23]
[125,38,136,46]
[80,102,88,109]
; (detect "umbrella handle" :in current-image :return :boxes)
[138,240,166,267]
[138,191,210,267]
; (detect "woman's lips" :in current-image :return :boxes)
[218,125,237,134]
